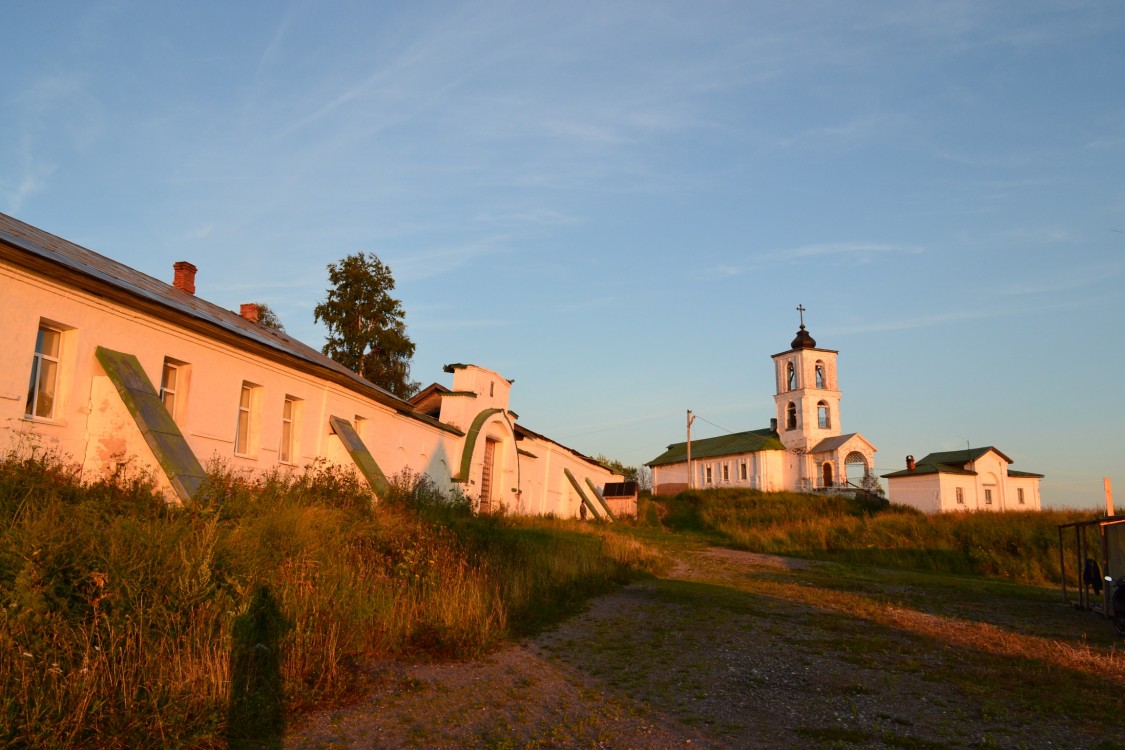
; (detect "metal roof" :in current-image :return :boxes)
[0,211,428,417]
[646,428,784,467]
[809,433,864,454]
[882,446,1044,479]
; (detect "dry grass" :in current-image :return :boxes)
[0,448,661,748]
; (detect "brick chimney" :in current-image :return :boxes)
[173,261,197,295]
[239,303,260,324]
[906,455,916,471]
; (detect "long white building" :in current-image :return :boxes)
[1,213,624,519]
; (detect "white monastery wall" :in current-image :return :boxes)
[1,251,620,517]
[0,263,460,495]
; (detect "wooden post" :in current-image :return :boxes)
[1106,478,1114,516]
[686,410,695,490]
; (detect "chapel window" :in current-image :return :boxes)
[786,361,797,391]
[815,362,825,389]
[786,402,797,430]
[817,401,831,429]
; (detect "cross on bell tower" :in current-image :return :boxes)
[771,306,841,452]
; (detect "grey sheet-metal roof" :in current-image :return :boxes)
[0,211,429,418]
[809,433,864,454]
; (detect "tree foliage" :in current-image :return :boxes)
[594,455,651,490]
[314,252,420,399]
[253,303,286,333]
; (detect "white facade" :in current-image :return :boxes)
[883,448,1042,513]
[1,213,621,517]
[648,322,878,495]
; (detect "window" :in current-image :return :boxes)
[160,361,179,416]
[786,361,796,391]
[354,415,367,440]
[1017,488,1025,505]
[234,382,261,457]
[815,363,825,389]
[786,402,797,430]
[740,463,747,481]
[279,397,299,464]
[26,324,62,419]
[722,464,729,482]
[955,487,964,504]
[984,488,993,505]
[817,401,831,429]
[705,466,713,484]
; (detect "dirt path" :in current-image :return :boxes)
[286,548,1121,749]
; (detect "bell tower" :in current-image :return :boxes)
[771,306,842,452]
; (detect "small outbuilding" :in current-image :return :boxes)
[881,447,1043,513]
[601,481,639,518]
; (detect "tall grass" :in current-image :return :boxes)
[657,488,1100,587]
[0,447,660,748]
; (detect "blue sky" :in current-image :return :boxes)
[3,1,1122,508]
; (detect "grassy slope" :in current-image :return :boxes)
[1,454,1117,748]
[651,487,1101,587]
[0,449,662,748]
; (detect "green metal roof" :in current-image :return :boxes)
[917,447,1011,466]
[882,446,1043,479]
[646,428,783,467]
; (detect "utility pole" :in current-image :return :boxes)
[686,410,697,490]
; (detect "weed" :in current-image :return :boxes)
[0,451,658,748]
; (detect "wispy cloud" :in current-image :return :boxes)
[410,317,509,332]
[697,263,752,280]
[829,297,1087,336]
[473,208,581,227]
[6,153,55,213]
[697,242,922,280]
[772,242,924,264]
[387,237,512,282]
[996,262,1125,296]
[990,225,1077,244]
[777,113,911,149]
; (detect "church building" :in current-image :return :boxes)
[647,313,878,496]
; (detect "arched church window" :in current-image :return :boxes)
[786,361,796,391]
[815,362,825,389]
[786,402,797,430]
[817,401,830,429]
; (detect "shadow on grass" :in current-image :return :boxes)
[227,586,291,749]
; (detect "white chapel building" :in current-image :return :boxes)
[881,447,1043,513]
[648,317,878,495]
